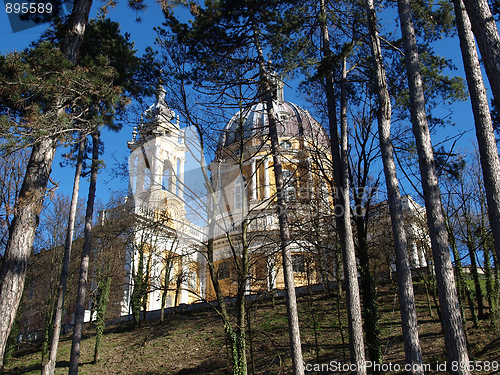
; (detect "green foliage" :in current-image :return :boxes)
[131,247,150,328]
[390,50,467,125]
[44,19,158,103]
[491,0,500,20]
[94,276,112,363]
[224,324,247,375]
[490,99,500,141]
[4,307,21,364]
[0,41,124,152]
[434,146,466,180]
[160,0,306,93]
[0,18,159,157]
[403,0,455,42]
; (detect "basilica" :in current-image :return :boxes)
[121,85,428,315]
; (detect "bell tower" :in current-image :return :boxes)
[128,88,187,223]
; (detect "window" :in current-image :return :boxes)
[144,168,152,190]
[218,261,230,280]
[285,186,296,202]
[234,175,247,210]
[163,160,175,192]
[280,140,292,149]
[162,168,170,191]
[292,254,305,273]
[282,169,296,202]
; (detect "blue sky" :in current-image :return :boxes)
[1,1,168,204]
[0,2,481,206]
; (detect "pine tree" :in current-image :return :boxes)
[42,19,148,374]
[455,0,500,278]
[363,0,424,371]
[462,0,500,110]
[161,2,307,372]
[318,1,366,372]
[397,0,470,372]
[0,0,96,363]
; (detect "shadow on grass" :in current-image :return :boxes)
[3,363,41,375]
[170,359,228,375]
[476,338,500,360]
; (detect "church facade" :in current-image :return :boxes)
[120,87,428,315]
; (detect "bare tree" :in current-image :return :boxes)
[252,31,305,375]
[42,138,86,375]
[91,196,131,363]
[69,131,100,375]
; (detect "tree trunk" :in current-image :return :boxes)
[131,247,144,328]
[263,91,304,375]
[0,137,57,366]
[93,276,111,364]
[142,254,151,321]
[446,214,475,328]
[455,0,500,273]
[399,1,470,372]
[465,227,485,319]
[68,131,100,375]
[494,251,500,309]
[61,0,94,64]
[42,137,86,375]
[480,199,496,324]
[41,243,62,365]
[251,22,304,375]
[462,0,500,110]
[160,260,173,323]
[318,2,366,372]
[364,0,424,371]
[0,0,93,364]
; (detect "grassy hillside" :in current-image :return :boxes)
[4,284,500,374]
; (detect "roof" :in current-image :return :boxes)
[217,100,329,149]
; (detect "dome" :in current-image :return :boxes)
[217,100,329,150]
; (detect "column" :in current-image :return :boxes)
[264,157,270,199]
[307,157,313,199]
[151,145,163,190]
[150,252,163,311]
[245,275,251,295]
[179,157,185,199]
[135,154,145,195]
[170,157,177,193]
[180,256,190,304]
[251,158,257,200]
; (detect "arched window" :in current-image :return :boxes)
[132,156,138,193]
[280,140,292,149]
[282,168,296,202]
[176,158,181,194]
[163,160,174,192]
[162,168,170,191]
[234,175,247,210]
[144,168,152,190]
